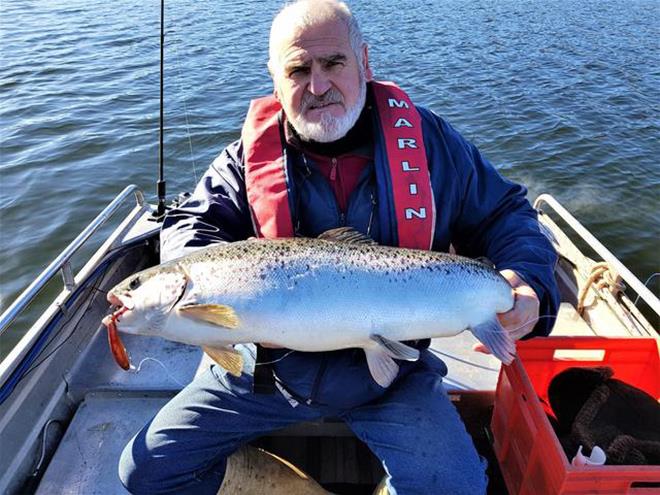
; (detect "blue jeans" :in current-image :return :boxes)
[118,348,487,494]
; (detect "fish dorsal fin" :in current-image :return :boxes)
[203,345,243,376]
[370,334,420,361]
[318,227,377,245]
[475,256,495,268]
[178,303,240,328]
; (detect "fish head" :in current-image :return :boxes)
[104,266,188,335]
[102,266,188,370]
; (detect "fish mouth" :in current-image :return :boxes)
[102,293,132,370]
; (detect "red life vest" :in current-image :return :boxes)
[241,81,435,250]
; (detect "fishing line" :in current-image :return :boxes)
[239,316,560,368]
[129,315,556,376]
[633,272,659,306]
[168,21,198,186]
[129,357,186,388]
[127,348,296,386]
[16,276,108,383]
[482,314,557,336]
[254,350,296,366]
[225,315,560,370]
[2,240,150,399]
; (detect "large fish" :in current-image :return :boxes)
[102,228,515,387]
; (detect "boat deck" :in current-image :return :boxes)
[34,325,528,494]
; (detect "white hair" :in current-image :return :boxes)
[268,0,365,76]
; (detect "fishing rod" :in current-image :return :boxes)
[155,0,166,221]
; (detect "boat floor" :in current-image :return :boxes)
[35,304,591,494]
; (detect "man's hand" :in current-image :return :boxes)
[473,269,540,354]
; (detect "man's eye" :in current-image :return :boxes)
[289,67,309,76]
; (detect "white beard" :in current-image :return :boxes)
[289,78,367,143]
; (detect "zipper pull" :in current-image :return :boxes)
[302,155,312,176]
[330,157,337,181]
[367,193,376,236]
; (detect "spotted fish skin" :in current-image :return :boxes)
[105,232,515,386]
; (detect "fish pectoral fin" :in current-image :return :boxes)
[364,347,399,388]
[470,318,516,365]
[203,345,244,376]
[370,334,420,361]
[317,227,377,245]
[178,304,240,329]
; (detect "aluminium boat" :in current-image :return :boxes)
[0,188,657,494]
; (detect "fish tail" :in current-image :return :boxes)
[470,318,516,365]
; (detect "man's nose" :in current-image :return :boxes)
[308,67,332,96]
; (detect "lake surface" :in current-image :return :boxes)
[1,0,658,353]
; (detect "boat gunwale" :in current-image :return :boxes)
[0,186,152,388]
[534,193,660,315]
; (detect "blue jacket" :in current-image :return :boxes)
[161,100,559,409]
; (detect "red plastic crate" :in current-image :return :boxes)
[491,337,660,495]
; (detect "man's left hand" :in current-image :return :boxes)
[473,269,540,354]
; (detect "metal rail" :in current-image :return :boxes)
[0,185,145,336]
[534,193,660,316]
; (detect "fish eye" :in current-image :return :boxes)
[129,277,141,290]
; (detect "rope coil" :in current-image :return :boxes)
[577,262,625,315]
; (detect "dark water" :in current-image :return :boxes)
[1,0,658,353]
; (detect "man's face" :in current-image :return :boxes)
[271,17,371,142]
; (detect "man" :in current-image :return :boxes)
[119,1,559,494]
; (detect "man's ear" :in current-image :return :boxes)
[267,60,280,101]
[362,45,373,81]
